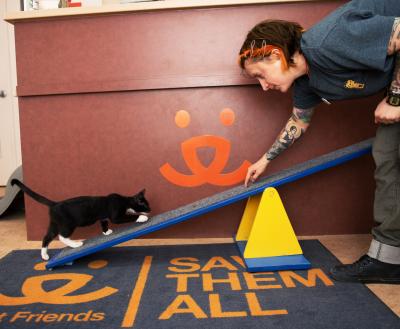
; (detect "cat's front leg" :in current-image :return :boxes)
[101,220,113,235]
[136,215,149,223]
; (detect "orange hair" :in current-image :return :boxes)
[238,44,289,71]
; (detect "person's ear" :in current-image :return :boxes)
[270,48,281,60]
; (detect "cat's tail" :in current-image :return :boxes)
[11,179,56,207]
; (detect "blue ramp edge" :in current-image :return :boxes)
[235,240,311,272]
[46,138,373,269]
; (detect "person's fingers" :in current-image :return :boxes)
[245,168,256,187]
[252,171,260,181]
[245,170,252,187]
[245,177,252,188]
[375,116,386,124]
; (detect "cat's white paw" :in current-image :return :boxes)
[136,215,149,223]
[41,248,49,261]
[103,229,113,236]
[71,241,83,248]
[126,208,136,215]
[59,235,83,248]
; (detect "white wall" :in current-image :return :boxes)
[0,0,22,185]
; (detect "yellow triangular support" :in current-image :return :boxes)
[236,194,262,242]
[236,187,303,259]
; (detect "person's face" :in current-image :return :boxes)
[244,52,294,93]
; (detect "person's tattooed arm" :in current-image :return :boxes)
[389,18,400,94]
[375,18,400,124]
[265,107,314,161]
[388,17,400,55]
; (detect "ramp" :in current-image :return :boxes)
[0,166,23,217]
[47,138,373,269]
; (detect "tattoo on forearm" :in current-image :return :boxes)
[293,107,315,123]
[266,140,287,161]
[265,109,313,161]
[388,18,400,54]
[390,52,400,93]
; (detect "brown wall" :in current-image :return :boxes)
[14,1,378,241]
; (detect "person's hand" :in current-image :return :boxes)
[374,97,400,124]
[244,156,270,187]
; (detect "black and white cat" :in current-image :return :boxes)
[11,179,151,260]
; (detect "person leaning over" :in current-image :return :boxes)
[239,0,400,283]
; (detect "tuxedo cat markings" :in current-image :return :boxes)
[11,179,151,260]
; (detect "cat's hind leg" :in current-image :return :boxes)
[58,224,83,248]
[59,235,83,248]
[41,222,58,261]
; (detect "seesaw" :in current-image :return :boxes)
[46,138,373,269]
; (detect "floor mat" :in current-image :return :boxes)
[0,240,398,328]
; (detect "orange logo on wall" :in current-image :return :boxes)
[160,108,251,187]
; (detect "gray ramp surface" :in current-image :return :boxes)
[47,138,373,268]
[0,166,23,217]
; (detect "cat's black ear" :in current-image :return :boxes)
[138,189,146,196]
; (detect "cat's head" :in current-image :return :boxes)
[129,189,151,215]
